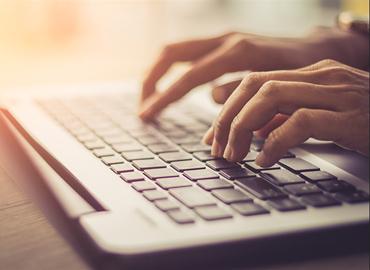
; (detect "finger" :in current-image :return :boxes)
[254,114,289,139]
[202,127,214,145]
[212,80,242,104]
[256,109,344,167]
[211,67,339,157]
[223,81,345,161]
[141,35,228,103]
[299,59,369,77]
[139,45,237,120]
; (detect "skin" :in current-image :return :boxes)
[204,59,369,166]
[139,28,368,119]
[139,28,369,166]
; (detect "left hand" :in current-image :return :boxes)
[203,59,369,167]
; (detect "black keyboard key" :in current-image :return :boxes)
[159,152,192,163]
[122,151,155,161]
[198,179,233,191]
[301,194,341,207]
[132,181,157,192]
[143,190,167,201]
[93,147,115,158]
[156,177,192,190]
[169,187,216,208]
[317,180,355,193]
[147,144,178,154]
[334,190,369,203]
[184,169,219,181]
[111,163,134,174]
[193,151,220,162]
[301,171,337,182]
[231,202,269,216]
[212,189,252,204]
[167,210,195,224]
[268,198,306,212]
[120,171,145,183]
[220,168,255,180]
[206,160,240,171]
[261,170,305,186]
[285,183,321,196]
[144,168,179,179]
[155,200,180,211]
[279,158,319,173]
[245,161,280,172]
[181,143,211,153]
[235,177,287,200]
[101,156,125,165]
[132,159,167,170]
[195,206,232,221]
[171,160,206,172]
[112,143,143,153]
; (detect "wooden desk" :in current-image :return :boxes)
[0,166,88,270]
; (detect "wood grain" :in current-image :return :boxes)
[0,166,88,270]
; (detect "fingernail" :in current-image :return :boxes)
[223,145,233,161]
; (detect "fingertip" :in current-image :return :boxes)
[212,86,227,104]
[202,128,214,145]
[255,151,274,168]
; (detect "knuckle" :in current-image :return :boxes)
[161,44,177,59]
[214,118,228,140]
[223,31,238,38]
[292,109,312,129]
[230,114,243,133]
[266,128,285,151]
[259,80,281,99]
[323,66,353,82]
[318,59,340,67]
[241,72,264,89]
[225,35,255,52]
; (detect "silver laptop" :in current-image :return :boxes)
[1,83,369,269]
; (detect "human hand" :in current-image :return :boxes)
[203,59,369,167]
[139,28,368,120]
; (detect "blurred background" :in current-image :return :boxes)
[0,0,368,90]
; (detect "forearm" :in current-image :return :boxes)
[254,27,369,71]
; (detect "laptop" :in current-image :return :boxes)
[0,82,369,269]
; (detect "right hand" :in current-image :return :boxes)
[139,29,368,120]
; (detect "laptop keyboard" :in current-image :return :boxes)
[37,94,369,225]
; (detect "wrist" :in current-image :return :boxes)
[303,28,369,70]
